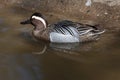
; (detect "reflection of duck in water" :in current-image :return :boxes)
[20,12,105,43]
[32,42,94,55]
[49,42,94,53]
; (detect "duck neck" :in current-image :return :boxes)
[32,25,50,41]
[33,25,46,36]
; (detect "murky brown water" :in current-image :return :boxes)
[0,6,120,80]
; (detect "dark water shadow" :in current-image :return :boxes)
[0,53,43,80]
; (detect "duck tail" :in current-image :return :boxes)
[89,24,105,35]
[87,29,105,41]
[93,29,106,35]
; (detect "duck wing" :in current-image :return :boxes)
[75,23,105,36]
[51,20,80,37]
[49,20,81,43]
[50,20,105,36]
[49,20,105,43]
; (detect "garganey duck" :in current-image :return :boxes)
[20,12,105,43]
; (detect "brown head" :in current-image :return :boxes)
[20,12,48,30]
[20,12,50,41]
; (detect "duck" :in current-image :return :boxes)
[20,12,105,43]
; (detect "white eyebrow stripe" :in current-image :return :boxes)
[32,16,46,28]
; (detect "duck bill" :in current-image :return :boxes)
[20,19,31,25]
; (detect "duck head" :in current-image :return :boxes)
[20,12,47,30]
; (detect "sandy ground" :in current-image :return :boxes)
[0,0,120,31]
[2,0,120,6]
[93,0,120,6]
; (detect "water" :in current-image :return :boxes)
[0,6,120,80]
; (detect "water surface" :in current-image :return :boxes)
[0,6,120,80]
